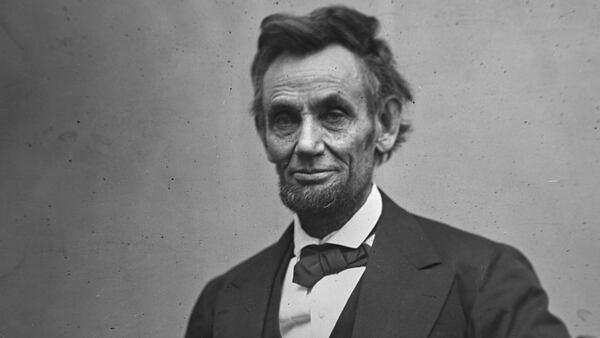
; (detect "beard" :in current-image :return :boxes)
[276,162,373,218]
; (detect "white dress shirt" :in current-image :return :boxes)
[279,184,383,338]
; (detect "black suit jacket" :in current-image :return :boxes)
[187,192,570,337]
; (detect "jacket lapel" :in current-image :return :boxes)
[352,192,455,338]
[213,226,293,338]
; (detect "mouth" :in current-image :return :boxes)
[290,169,335,184]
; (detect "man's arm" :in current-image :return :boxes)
[468,244,570,337]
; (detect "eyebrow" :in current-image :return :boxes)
[267,101,302,116]
[311,93,356,115]
[266,92,357,116]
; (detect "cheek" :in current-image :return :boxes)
[345,134,377,169]
[342,127,377,155]
[264,135,294,163]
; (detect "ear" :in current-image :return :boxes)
[374,96,403,154]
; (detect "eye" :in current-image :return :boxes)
[321,109,347,124]
[270,111,298,132]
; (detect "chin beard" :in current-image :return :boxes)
[277,171,372,218]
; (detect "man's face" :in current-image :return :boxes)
[261,45,378,214]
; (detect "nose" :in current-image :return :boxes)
[295,115,325,157]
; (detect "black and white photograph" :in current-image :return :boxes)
[1,1,598,337]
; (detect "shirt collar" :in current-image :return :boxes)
[292,184,383,257]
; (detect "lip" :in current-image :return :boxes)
[291,169,335,183]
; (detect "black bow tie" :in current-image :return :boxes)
[292,243,371,288]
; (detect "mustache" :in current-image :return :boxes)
[276,159,338,173]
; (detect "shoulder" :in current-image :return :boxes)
[389,206,539,301]
[413,214,534,285]
[415,214,524,265]
[379,191,522,270]
[186,228,292,337]
[411,214,570,336]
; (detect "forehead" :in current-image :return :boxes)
[262,45,366,104]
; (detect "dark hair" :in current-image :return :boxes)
[250,5,413,164]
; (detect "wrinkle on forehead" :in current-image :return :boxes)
[267,74,358,103]
[262,45,366,108]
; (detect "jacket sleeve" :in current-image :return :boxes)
[467,244,570,337]
[185,276,225,338]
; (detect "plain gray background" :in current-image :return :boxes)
[1,0,599,337]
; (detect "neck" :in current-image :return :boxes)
[298,185,372,239]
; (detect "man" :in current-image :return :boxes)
[186,6,570,338]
